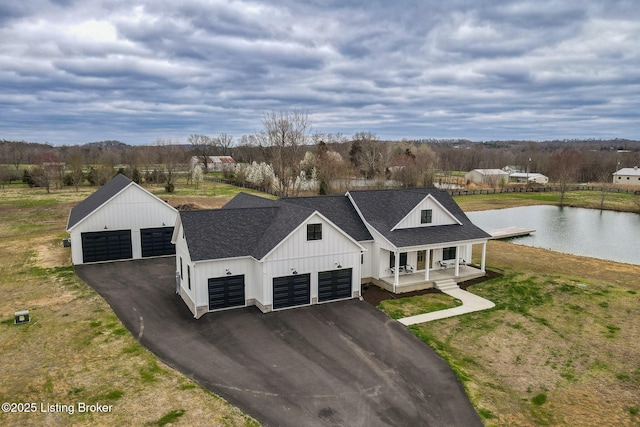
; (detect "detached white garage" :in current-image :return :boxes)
[66,174,178,265]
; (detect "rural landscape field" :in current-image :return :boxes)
[2,1,640,425]
[1,178,639,426]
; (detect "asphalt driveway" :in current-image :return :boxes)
[76,257,482,427]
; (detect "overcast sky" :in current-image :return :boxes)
[1,0,639,145]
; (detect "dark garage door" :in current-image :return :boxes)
[318,268,352,302]
[81,230,132,263]
[141,227,175,257]
[208,275,246,310]
[273,274,311,310]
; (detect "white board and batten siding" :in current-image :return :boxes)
[261,213,363,306]
[359,241,376,279]
[393,195,459,230]
[69,184,177,264]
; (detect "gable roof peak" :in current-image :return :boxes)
[66,174,133,230]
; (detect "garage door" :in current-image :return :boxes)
[273,274,311,310]
[318,268,352,302]
[208,275,245,310]
[141,227,175,257]
[81,230,132,263]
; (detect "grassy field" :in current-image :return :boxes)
[454,189,639,212]
[385,191,640,426]
[2,179,639,426]
[0,182,259,426]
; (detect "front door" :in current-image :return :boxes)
[417,250,426,270]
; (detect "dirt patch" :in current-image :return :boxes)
[35,239,71,268]
[167,196,231,210]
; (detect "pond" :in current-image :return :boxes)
[467,205,640,266]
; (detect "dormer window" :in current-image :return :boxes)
[420,209,433,224]
[307,224,322,241]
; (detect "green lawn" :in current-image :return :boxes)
[378,293,462,319]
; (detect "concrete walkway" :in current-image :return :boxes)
[398,287,495,326]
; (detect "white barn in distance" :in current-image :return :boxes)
[613,166,640,186]
[190,156,236,172]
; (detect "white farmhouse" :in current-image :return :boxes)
[173,188,491,318]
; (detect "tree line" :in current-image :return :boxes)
[1,112,639,195]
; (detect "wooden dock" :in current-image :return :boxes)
[489,226,535,239]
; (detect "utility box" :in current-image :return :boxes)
[62,238,71,247]
[14,310,30,324]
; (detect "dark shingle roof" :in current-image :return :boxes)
[182,188,489,261]
[67,174,132,230]
[348,187,491,247]
[181,203,314,261]
[280,195,373,241]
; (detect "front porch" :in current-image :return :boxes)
[377,264,486,293]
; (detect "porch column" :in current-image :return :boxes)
[394,250,400,293]
[454,245,460,277]
[481,241,487,272]
[425,249,430,281]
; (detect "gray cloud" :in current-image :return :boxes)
[0,0,638,144]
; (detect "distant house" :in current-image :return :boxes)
[509,172,549,185]
[190,156,236,172]
[172,188,490,318]
[613,166,640,186]
[464,169,509,186]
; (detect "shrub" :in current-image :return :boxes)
[531,393,547,405]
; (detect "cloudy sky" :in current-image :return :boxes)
[1,0,639,145]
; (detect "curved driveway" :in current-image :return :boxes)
[76,257,482,427]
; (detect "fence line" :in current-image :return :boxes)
[447,185,639,196]
[204,175,639,197]
[203,176,278,196]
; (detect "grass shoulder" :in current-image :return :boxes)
[378,293,462,319]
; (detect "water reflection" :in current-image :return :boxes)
[468,205,640,265]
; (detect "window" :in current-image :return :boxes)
[442,247,457,260]
[187,265,191,290]
[420,209,433,224]
[180,257,183,280]
[307,224,322,241]
[389,252,408,268]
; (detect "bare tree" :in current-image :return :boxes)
[235,134,260,164]
[217,133,234,156]
[256,110,311,197]
[188,134,215,172]
[351,132,382,178]
[549,150,583,205]
[67,147,86,191]
[8,142,28,171]
[30,151,61,193]
[155,139,185,193]
[391,143,437,188]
